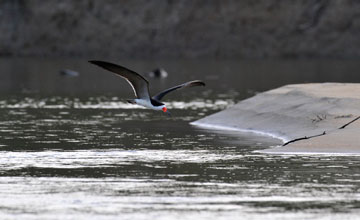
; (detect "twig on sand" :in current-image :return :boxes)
[282,131,326,146]
[282,115,360,146]
[338,116,360,129]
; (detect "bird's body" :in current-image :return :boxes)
[89,60,205,115]
[132,98,165,110]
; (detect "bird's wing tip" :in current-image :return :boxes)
[88,60,111,68]
[192,80,206,86]
[88,60,101,64]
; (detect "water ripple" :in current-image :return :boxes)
[0,97,234,110]
[0,150,245,169]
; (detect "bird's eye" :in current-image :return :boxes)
[162,107,167,112]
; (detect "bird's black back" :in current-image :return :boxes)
[150,98,164,106]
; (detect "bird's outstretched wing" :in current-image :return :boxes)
[152,80,205,101]
[89,60,151,99]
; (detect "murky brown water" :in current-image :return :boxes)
[1,58,360,219]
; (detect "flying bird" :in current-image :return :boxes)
[89,60,205,115]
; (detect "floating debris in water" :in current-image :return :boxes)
[145,68,168,78]
[60,69,79,77]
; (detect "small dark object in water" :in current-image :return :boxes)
[146,68,168,78]
[60,69,79,77]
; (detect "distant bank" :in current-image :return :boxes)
[192,83,360,154]
[1,1,360,59]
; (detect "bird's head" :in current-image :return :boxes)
[162,106,171,116]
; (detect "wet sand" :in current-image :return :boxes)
[192,83,360,154]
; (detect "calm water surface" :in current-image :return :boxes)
[1,58,360,219]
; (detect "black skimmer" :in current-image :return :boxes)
[89,60,205,115]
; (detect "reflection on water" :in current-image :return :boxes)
[1,59,360,219]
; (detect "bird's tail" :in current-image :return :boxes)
[126,99,136,104]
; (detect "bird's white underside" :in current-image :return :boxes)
[134,99,165,110]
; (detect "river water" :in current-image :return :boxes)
[1,58,360,219]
